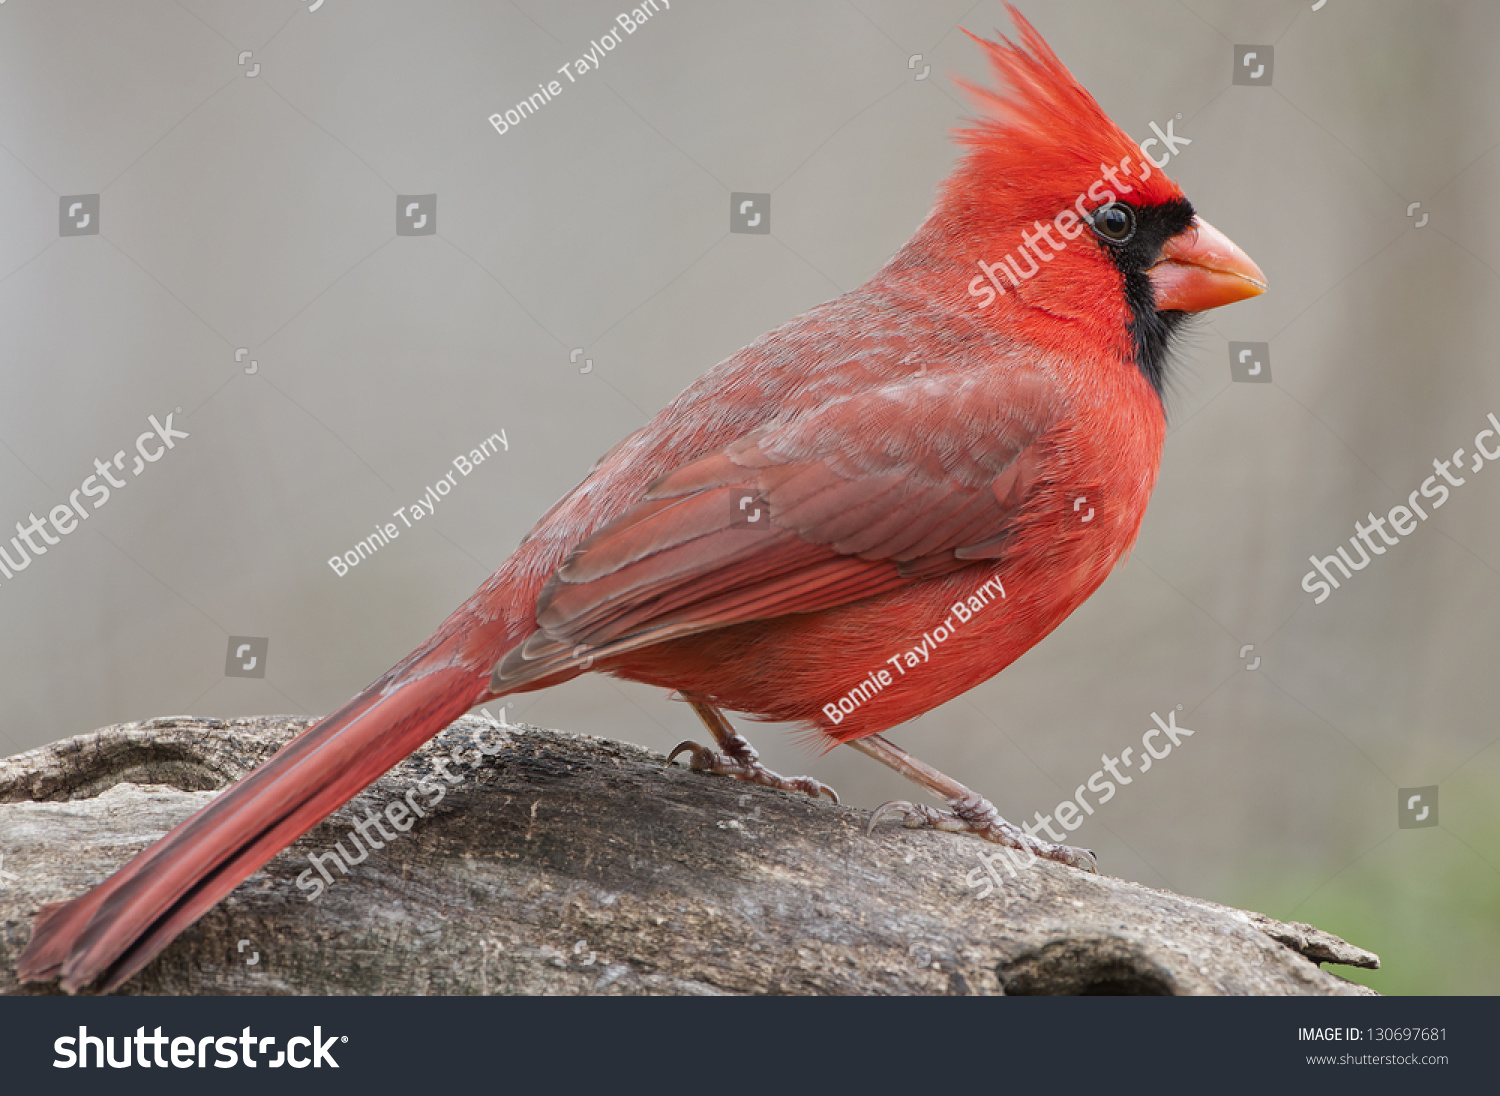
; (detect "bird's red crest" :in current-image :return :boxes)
[946,6,1183,221]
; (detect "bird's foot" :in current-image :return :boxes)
[667,732,839,803]
[869,792,1097,872]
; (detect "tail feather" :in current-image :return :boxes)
[18,653,489,993]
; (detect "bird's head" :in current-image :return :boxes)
[938,6,1265,396]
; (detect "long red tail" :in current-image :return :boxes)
[18,628,497,993]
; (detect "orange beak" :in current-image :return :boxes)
[1148,217,1267,312]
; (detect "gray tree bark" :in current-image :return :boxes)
[0,715,1378,995]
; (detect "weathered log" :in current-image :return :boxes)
[0,716,1378,995]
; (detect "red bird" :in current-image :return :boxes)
[20,7,1264,993]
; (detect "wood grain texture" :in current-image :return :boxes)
[0,715,1378,996]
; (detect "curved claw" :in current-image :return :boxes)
[867,799,918,835]
[1063,847,1099,874]
[794,777,839,805]
[666,740,704,766]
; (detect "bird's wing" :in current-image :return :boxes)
[492,368,1057,688]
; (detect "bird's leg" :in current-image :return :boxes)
[667,695,839,803]
[850,733,1097,872]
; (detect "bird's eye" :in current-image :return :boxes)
[1087,203,1135,244]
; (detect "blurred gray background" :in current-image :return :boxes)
[1,0,1496,994]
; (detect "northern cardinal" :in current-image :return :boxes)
[20,6,1263,993]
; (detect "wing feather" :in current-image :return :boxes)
[492,369,1057,689]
